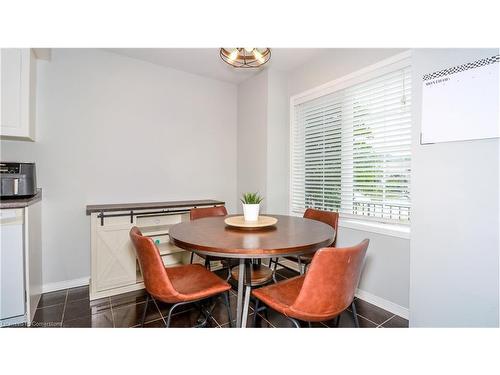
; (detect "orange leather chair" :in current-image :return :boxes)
[130,227,232,327]
[189,206,237,280]
[189,206,228,270]
[252,239,369,327]
[270,208,339,275]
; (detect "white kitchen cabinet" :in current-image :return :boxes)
[0,48,37,141]
[0,192,42,327]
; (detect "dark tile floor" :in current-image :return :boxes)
[28,267,408,328]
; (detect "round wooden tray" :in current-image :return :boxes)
[224,215,278,229]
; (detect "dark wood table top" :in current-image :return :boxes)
[86,199,224,215]
[169,214,335,259]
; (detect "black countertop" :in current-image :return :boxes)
[0,189,42,209]
[86,199,225,215]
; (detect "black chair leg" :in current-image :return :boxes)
[287,317,301,328]
[273,258,279,272]
[271,257,279,283]
[166,301,186,328]
[141,294,150,327]
[190,252,194,264]
[223,292,233,328]
[351,301,360,328]
[333,315,341,328]
[204,257,211,270]
[252,300,260,327]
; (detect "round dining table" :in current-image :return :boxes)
[168,214,335,328]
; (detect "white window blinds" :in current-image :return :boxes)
[291,63,412,224]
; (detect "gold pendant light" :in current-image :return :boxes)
[220,48,271,68]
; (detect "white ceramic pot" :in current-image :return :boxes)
[242,203,260,222]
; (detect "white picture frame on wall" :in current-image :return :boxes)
[421,55,499,144]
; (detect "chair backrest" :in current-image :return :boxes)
[303,208,339,246]
[290,239,369,318]
[190,205,228,220]
[129,226,179,301]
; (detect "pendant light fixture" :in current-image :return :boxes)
[220,48,271,68]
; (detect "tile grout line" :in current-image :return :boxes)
[59,289,69,327]
[377,314,396,328]
[256,312,276,328]
[348,303,389,327]
[151,297,167,326]
[110,297,116,328]
[355,313,381,327]
[210,316,222,328]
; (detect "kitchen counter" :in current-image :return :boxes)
[86,199,225,215]
[0,189,42,209]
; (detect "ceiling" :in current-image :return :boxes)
[107,48,324,84]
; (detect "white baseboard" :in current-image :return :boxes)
[42,277,89,294]
[278,258,409,320]
[355,288,409,320]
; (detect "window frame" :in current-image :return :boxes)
[289,51,412,237]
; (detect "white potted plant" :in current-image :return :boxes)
[241,192,263,222]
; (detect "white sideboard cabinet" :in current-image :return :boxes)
[87,199,225,300]
[0,48,37,141]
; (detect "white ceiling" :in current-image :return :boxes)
[107,48,323,84]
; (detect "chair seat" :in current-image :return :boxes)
[194,253,236,265]
[164,264,231,302]
[284,252,314,263]
[231,264,274,286]
[251,275,305,312]
[252,275,338,322]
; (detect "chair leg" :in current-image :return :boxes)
[141,294,150,327]
[297,256,304,275]
[304,262,311,273]
[252,299,259,327]
[263,306,269,321]
[287,317,301,328]
[204,257,211,270]
[190,252,194,264]
[193,300,215,328]
[350,301,359,328]
[165,301,187,328]
[223,292,233,328]
[226,264,232,281]
[333,315,341,328]
[273,258,279,272]
[308,321,312,328]
[271,258,279,283]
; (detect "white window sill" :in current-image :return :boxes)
[339,218,410,239]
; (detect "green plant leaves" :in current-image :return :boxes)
[241,192,264,204]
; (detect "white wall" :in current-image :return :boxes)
[236,70,268,212]
[409,48,499,327]
[266,69,289,215]
[282,49,411,313]
[236,68,290,215]
[0,49,238,288]
[289,48,407,96]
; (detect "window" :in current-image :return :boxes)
[291,56,412,224]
